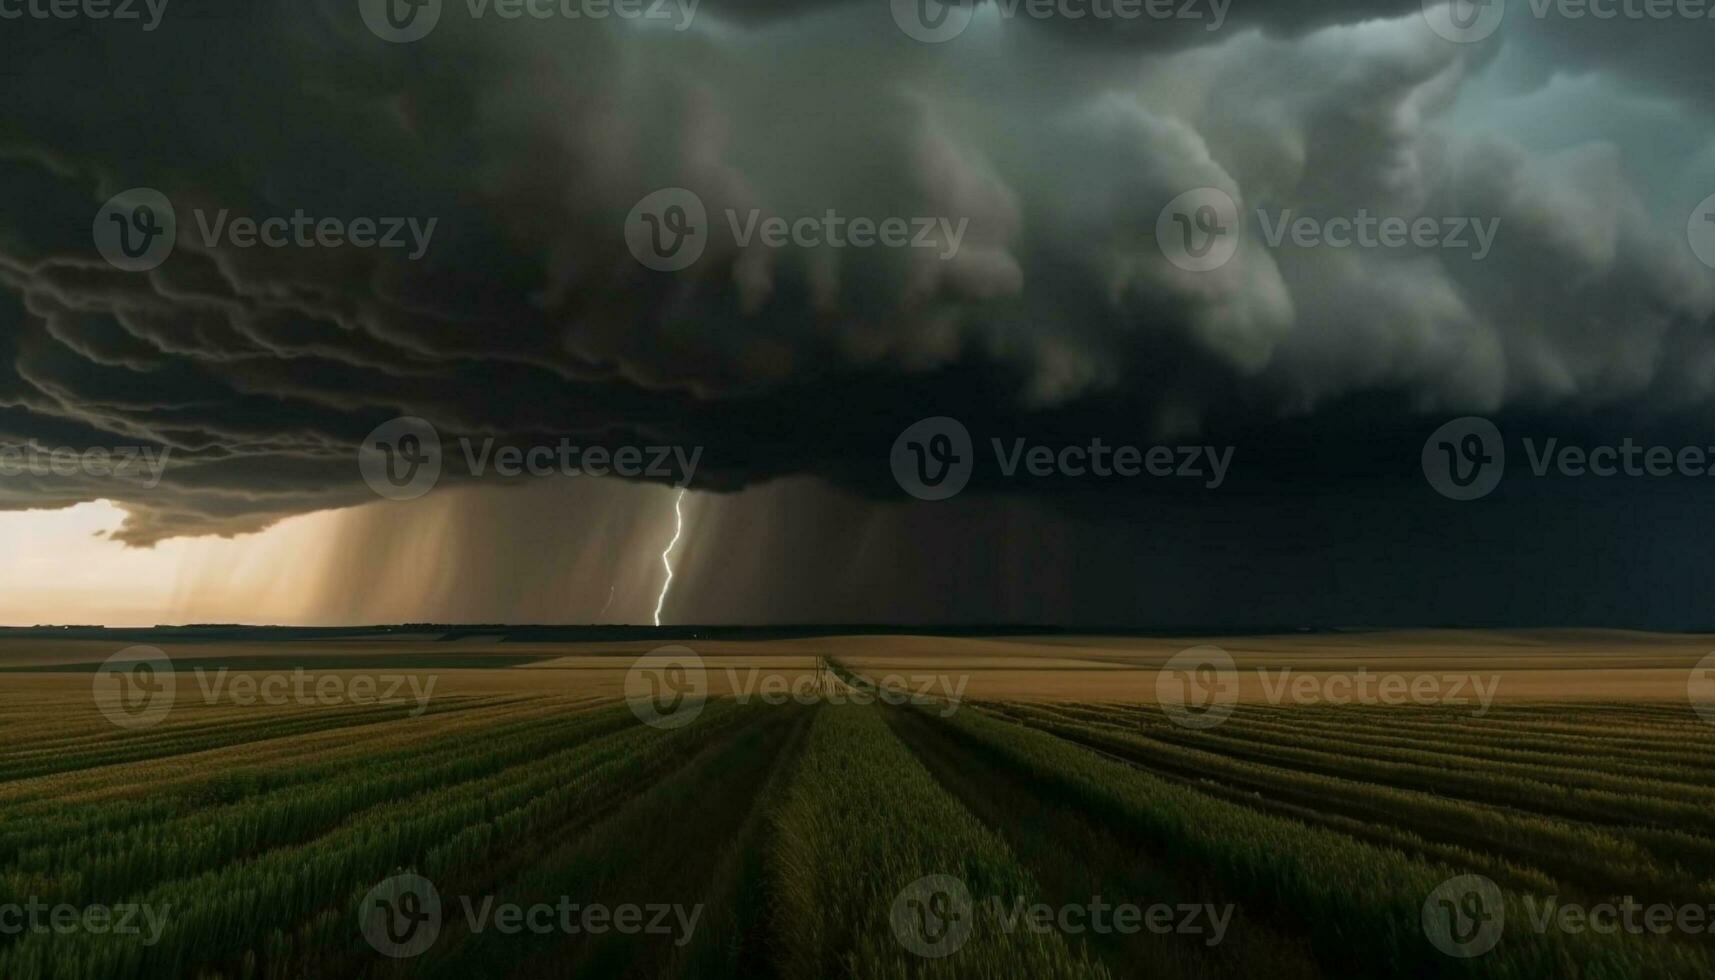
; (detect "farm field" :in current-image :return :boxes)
[1,630,1713,978]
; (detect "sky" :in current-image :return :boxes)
[1,0,1713,627]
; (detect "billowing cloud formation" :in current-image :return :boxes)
[0,0,1711,546]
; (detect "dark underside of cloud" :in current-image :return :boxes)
[1,0,1712,625]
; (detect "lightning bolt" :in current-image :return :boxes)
[653,488,687,627]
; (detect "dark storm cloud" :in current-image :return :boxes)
[0,0,1711,548]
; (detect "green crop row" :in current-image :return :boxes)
[1014,701,1715,834]
[770,703,1109,979]
[985,702,1712,903]
[0,700,748,978]
[925,703,1714,979]
[0,701,639,907]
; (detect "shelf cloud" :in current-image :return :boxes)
[0,0,1711,612]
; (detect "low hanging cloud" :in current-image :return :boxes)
[0,0,1711,546]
